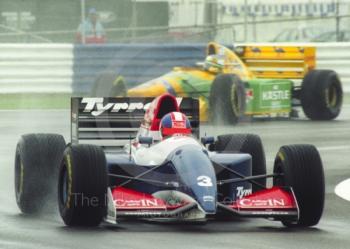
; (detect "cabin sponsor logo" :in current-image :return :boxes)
[239,198,286,207]
[262,90,290,101]
[81,98,151,116]
[236,186,252,199]
[114,199,164,209]
[261,85,290,101]
[81,97,184,116]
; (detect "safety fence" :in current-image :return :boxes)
[316,43,350,92]
[0,43,349,94]
[72,44,206,94]
[0,44,73,93]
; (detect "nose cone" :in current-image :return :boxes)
[170,145,217,214]
[193,175,217,213]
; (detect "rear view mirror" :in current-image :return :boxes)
[201,136,215,145]
[138,136,153,146]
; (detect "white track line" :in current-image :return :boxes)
[335,179,350,202]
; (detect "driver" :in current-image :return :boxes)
[203,54,224,73]
[160,112,192,138]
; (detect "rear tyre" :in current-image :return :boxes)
[215,134,266,192]
[15,134,66,214]
[91,71,127,97]
[58,144,108,226]
[209,74,246,125]
[300,70,342,120]
[273,145,325,227]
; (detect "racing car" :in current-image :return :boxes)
[14,94,325,227]
[93,42,343,124]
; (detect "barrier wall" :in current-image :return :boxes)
[72,44,207,94]
[0,44,73,93]
[316,43,350,92]
[0,43,349,94]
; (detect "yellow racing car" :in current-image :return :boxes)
[92,42,343,124]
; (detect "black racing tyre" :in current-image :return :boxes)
[91,71,127,97]
[14,133,66,214]
[300,70,342,120]
[209,74,246,125]
[215,134,266,192]
[273,144,325,227]
[58,144,108,227]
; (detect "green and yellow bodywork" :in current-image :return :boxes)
[125,42,316,121]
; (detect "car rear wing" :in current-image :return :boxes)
[71,97,200,149]
[234,45,316,79]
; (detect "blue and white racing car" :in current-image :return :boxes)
[14,94,325,227]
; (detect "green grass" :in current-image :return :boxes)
[0,93,71,109]
[0,92,349,110]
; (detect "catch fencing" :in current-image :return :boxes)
[0,43,349,94]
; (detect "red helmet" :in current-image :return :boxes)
[160,112,192,137]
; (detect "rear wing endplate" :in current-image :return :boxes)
[235,45,316,79]
[71,97,199,148]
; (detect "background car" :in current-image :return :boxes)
[271,26,329,42]
[92,42,343,125]
[312,30,350,42]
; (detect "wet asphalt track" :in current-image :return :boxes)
[0,106,350,249]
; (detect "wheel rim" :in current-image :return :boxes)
[59,164,69,207]
[14,153,24,198]
[112,76,127,97]
[326,83,338,108]
[230,85,239,115]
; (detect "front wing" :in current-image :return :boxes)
[105,186,299,223]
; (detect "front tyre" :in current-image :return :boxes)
[58,144,108,226]
[91,71,127,97]
[15,134,66,214]
[273,145,325,227]
[209,74,246,125]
